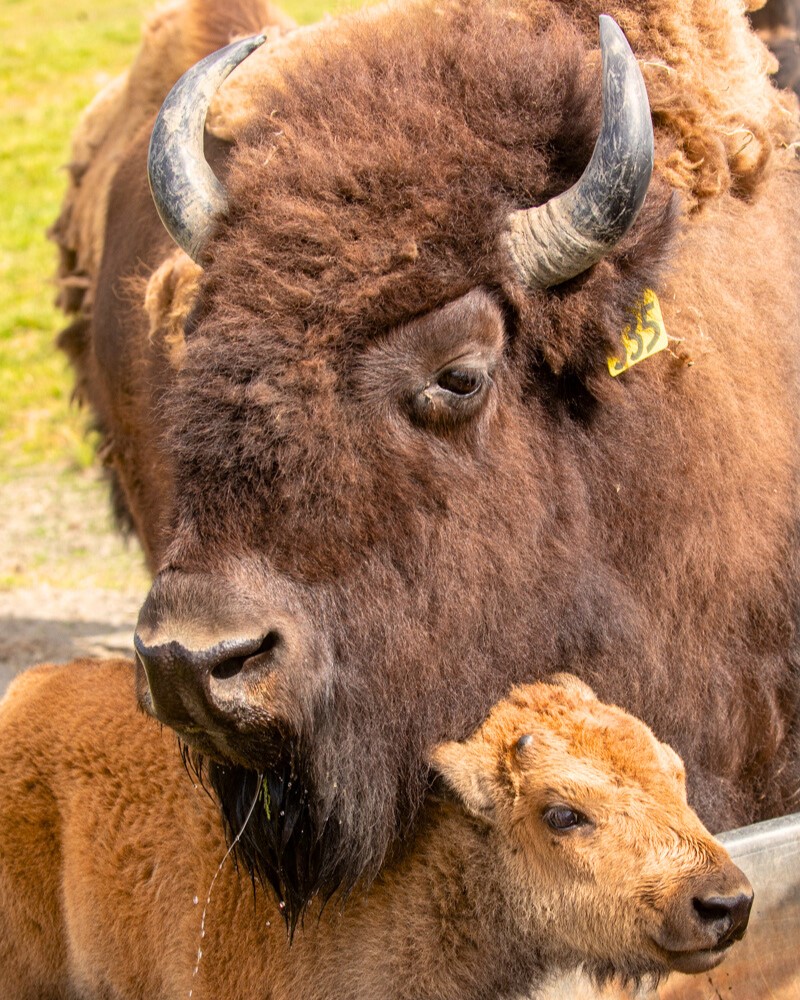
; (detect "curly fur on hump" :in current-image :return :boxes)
[52,0,800,917]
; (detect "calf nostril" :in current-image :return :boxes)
[692,895,731,924]
[209,630,282,682]
[693,890,753,944]
[723,891,754,941]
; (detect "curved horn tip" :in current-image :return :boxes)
[598,14,629,51]
[239,33,268,58]
[504,14,654,289]
[148,34,267,263]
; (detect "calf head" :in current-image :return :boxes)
[430,675,753,983]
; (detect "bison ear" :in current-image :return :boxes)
[429,740,497,822]
[546,673,597,701]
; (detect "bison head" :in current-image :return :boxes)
[132,7,682,925]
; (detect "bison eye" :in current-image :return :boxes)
[542,806,590,832]
[435,367,484,397]
[409,361,491,427]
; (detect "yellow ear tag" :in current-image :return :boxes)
[608,289,668,377]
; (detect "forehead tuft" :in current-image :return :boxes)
[207,3,601,345]
[484,682,673,787]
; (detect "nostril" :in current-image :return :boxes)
[693,890,753,944]
[209,630,282,681]
[723,891,753,941]
[210,655,247,681]
[692,895,732,924]
[256,630,281,656]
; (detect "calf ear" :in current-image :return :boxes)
[429,740,496,822]
[546,672,597,700]
[656,739,686,782]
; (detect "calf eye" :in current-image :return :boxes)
[543,806,589,832]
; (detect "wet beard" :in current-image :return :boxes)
[181,747,355,934]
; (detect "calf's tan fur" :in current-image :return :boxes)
[0,661,749,999]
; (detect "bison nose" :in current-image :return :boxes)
[692,889,753,947]
[132,567,324,765]
[134,630,282,731]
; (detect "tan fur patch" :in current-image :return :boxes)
[144,251,203,369]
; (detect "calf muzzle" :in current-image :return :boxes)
[652,859,754,974]
[691,889,753,948]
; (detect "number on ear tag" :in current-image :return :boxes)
[608,289,668,377]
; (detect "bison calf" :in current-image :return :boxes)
[0,661,751,999]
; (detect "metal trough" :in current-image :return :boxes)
[540,811,800,999]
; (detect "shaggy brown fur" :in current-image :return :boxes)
[53,0,800,913]
[53,0,293,298]
[0,661,751,999]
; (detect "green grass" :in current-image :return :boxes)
[0,0,148,473]
[0,0,364,476]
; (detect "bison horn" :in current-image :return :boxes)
[504,16,654,289]
[148,35,266,262]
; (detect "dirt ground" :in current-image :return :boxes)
[0,469,150,695]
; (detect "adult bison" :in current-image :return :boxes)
[53,0,800,924]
